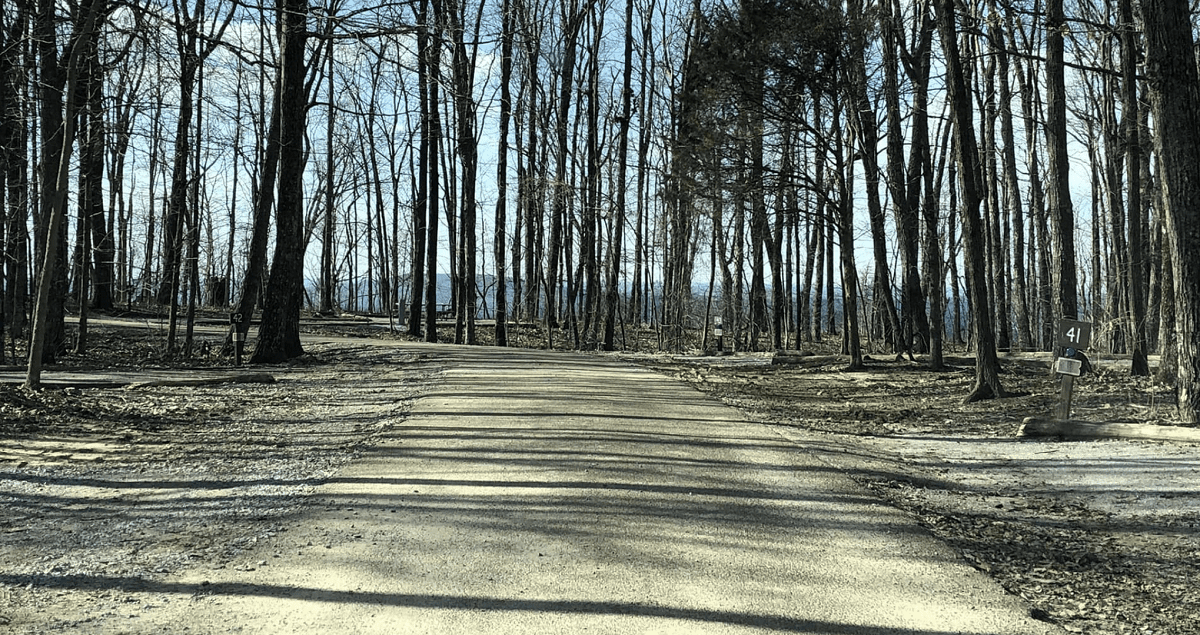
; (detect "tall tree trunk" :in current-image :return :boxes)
[423,0,442,343]
[182,62,205,356]
[748,87,769,352]
[885,0,929,357]
[157,55,196,309]
[1046,0,1079,322]
[935,0,1006,402]
[1120,0,1149,376]
[603,0,635,351]
[448,0,479,345]
[769,128,791,351]
[830,98,863,370]
[811,94,827,343]
[320,28,336,314]
[994,6,1029,350]
[80,24,113,311]
[494,0,513,346]
[980,44,1010,351]
[1,0,30,351]
[521,30,541,324]
[229,90,281,352]
[631,0,654,325]
[846,0,900,357]
[28,0,103,387]
[1102,77,1128,353]
[408,0,429,337]
[1139,0,1200,423]
[1011,20,1051,348]
[251,0,309,363]
[548,0,589,330]
[908,0,942,368]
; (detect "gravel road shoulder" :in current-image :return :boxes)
[1,343,433,633]
[646,352,1200,635]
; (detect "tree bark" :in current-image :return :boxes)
[2,0,30,347]
[251,0,309,364]
[1046,0,1079,322]
[80,23,113,311]
[907,0,942,368]
[1119,0,1149,376]
[408,0,430,337]
[229,89,281,354]
[885,0,929,357]
[320,28,335,315]
[832,99,863,370]
[548,0,590,330]
[448,0,479,345]
[1139,0,1200,422]
[935,0,1006,402]
[28,0,104,387]
[994,7,1029,350]
[494,0,513,347]
[423,0,442,343]
[602,0,635,351]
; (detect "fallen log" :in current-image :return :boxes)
[125,373,277,389]
[1019,417,1200,443]
[771,354,840,367]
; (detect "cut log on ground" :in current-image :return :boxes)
[125,373,277,389]
[1019,417,1200,443]
[771,354,839,367]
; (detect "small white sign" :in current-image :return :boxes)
[1054,357,1082,377]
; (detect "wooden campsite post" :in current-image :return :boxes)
[231,312,244,367]
[1054,318,1092,420]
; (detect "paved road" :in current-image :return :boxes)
[156,344,1060,634]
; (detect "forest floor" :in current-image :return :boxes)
[1,312,1198,634]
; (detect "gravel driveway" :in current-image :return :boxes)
[1,344,1063,634]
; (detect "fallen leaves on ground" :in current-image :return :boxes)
[650,348,1199,635]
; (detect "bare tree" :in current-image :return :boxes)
[423,0,443,343]
[1119,0,1149,376]
[27,0,106,387]
[494,0,514,346]
[1139,0,1200,422]
[1046,0,1079,322]
[157,0,235,317]
[251,0,310,363]
[1,0,31,358]
[935,0,1006,402]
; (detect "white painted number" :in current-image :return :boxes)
[1065,327,1080,343]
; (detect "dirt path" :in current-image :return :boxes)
[6,320,1196,633]
[2,344,1062,634]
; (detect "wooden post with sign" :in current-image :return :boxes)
[1054,319,1092,420]
[231,312,244,367]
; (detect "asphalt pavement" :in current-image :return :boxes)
[160,344,1063,634]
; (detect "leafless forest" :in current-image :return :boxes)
[2,0,1200,418]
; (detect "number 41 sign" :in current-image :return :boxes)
[1054,318,1092,420]
[1056,319,1093,351]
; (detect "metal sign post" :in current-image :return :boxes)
[714,317,724,354]
[1053,319,1092,420]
